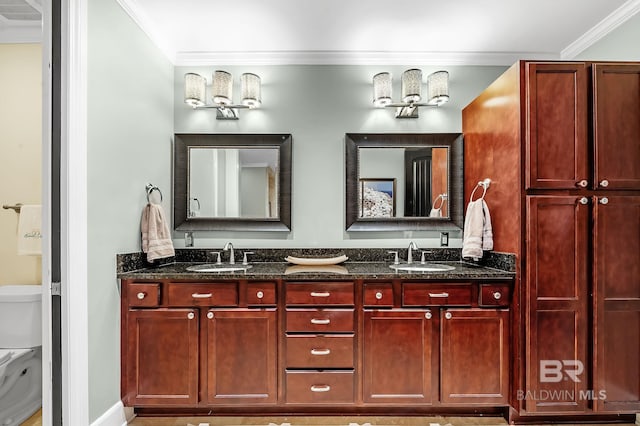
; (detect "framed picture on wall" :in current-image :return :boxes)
[359,178,396,218]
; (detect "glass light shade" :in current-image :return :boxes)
[427,70,449,105]
[241,73,262,108]
[184,73,206,107]
[212,70,233,105]
[372,72,392,107]
[401,69,422,103]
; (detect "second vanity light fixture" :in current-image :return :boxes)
[373,69,449,118]
[184,70,262,120]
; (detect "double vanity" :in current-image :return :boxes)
[118,248,515,417]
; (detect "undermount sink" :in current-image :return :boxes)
[186,264,252,273]
[389,263,456,272]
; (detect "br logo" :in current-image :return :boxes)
[540,360,584,383]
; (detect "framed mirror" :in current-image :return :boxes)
[174,133,292,231]
[345,133,463,231]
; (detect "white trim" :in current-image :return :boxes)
[562,0,640,59]
[41,0,52,424]
[115,0,175,63]
[89,401,129,426]
[175,50,558,66]
[61,0,89,424]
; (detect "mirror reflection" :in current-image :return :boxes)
[188,147,279,219]
[358,147,448,219]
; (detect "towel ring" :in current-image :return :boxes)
[470,179,491,202]
[432,194,446,209]
[145,184,163,203]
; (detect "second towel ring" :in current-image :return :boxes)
[469,178,491,202]
[146,184,163,203]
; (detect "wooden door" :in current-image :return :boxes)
[525,62,589,189]
[363,310,435,404]
[440,308,509,405]
[206,309,277,405]
[593,195,640,412]
[525,196,590,413]
[593,64,640,190]
[125,308,199,406]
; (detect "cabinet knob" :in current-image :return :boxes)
[136,292,146,300]
[375,291,383,300]
[191,293,212,299]
[310,291,331,298]
[445,312,453,320]
[577,179,588,188]
[187,312,195,320]
[310,385,331,393]
[600,179,609,188]
[425,312,432,320]
[310,318,331,325]
[493,291,502,300]
[207,312,214,319]
[310,349,331,356]
[256,291,264,299]
[578,197,589,205]
[599,197,609,205]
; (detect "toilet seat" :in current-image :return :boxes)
[0,349,30,367]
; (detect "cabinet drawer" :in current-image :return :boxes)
[479,284,510,307]
[285,371,354,404]
[286,309,354,333]
[403,284,471,306]
[127,283,160,307]
[246,282,277,306]
[286,282,354,306]
[166,283,238,307]
[286,335,354,368]
[363,283,393,307]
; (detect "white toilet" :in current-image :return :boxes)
[0,285,42,426]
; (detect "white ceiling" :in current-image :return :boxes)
[119,0,640,65]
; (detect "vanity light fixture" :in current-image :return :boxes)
[373,69,449,118]
[184,70,262,120]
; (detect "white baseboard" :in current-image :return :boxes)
[90,401,129,426]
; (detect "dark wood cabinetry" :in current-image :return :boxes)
[463,60,640,420]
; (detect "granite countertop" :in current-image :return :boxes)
[117,260,514,281]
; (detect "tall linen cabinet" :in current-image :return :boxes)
[462,61,640,419]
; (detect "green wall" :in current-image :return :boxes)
[575,12,640,60]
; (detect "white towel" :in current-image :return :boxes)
[461,199,493,260]
[17,204,42,256]
[141,203,175,262]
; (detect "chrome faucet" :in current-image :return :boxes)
[407,241,418,264]
[223,242,235,264]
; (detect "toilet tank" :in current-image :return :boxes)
[0,285,42,348]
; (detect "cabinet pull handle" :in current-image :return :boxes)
[576,179,588,188]
[310,291,331,297]
[256,291,264,299]
[136,292,146,300]
[192,293,212,298]
[187,312,195,320]
[428,292,449,298]
[375,292,383,300]
[310,349,331,356]
[599,197,609,205]
[310,385,331,393]
[310,318,331,325]
[493,291,502,300]
[600,179,609,188]
[425,311,432,320]
[207,312,214,319]
[578,197,589,205]
[445,312,453,320]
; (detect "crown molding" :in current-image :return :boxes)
[562,0,640,59]
[174,50,558,67]
[116,0,175,63]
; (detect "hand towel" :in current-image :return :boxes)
[17,205,42,256]
[141,203,175,262]
[461,199,493,260]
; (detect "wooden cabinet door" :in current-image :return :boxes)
[125,308,199,406]
[525,62,589,189]
[206,309,277,405]
[593,64,640,190]
[593,196,640,412]
[363,310,435,404]
[440,308,509,405]
[525,196,590,413]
